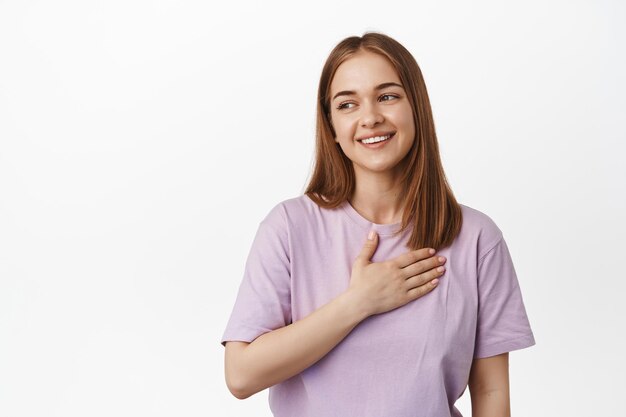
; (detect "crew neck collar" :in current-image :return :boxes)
[340,199,405,236]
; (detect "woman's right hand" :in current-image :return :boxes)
[346,229,447,318]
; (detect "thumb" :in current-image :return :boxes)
[356,229,378,265]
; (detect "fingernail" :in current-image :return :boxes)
[429,248,435,254]
[368,230,375,240]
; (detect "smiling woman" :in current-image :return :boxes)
[220,31,535,417]
[328,51,416,200]
[306,33,462,247]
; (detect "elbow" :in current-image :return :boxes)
[225,367,252,399]
[227,368,268,399]
[224,340,258,399]
[226,374,253,400]
[233,391,251,400]
[230,375,266,399]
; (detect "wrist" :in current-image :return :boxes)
[339,289,371,323]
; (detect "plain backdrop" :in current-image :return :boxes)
[1,0,624,416]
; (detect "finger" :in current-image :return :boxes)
[354,229,379,266]
[400,255,446,279]
[404,265,445,290]
[394,247,435,269]
[406,275,440,299]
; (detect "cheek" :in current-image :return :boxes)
[333,119,356,139]
[396,108,415,135]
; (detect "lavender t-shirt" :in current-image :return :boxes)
[220,194,535,417]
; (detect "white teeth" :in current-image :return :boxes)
[361,134,391,144]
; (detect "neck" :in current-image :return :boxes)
[350,171,404,224]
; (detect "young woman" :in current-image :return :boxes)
[220,32,535,417]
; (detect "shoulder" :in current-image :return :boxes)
[458,203,504,259]
[259,194,319,229]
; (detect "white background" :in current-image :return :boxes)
[1,0,624,416]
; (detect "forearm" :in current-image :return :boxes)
[236,290,368,398]
[470,389,511,417]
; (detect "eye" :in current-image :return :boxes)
[336,102,355,110]
[380,93,399,102]
[336,94,399,110]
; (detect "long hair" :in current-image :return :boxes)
[303,31,462,251]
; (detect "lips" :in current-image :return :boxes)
[356,131,396,142]
[358,132,396,149]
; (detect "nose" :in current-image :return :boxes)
[360,101,384,128]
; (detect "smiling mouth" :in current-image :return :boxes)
[357,132,396,144]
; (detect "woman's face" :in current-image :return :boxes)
[328,50,416,179]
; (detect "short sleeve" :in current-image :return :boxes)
[473,236,536,358]
[220,204,292,347]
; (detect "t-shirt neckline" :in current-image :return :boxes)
[340,199,404,236]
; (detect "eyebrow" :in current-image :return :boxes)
[332,82,404,101]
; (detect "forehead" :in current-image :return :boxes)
[330,51,400,94]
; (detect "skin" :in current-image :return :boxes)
[468,353,511,416]
[330,50,511,415]
[329,49,415,224]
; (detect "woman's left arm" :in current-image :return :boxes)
[468,352,511,417]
